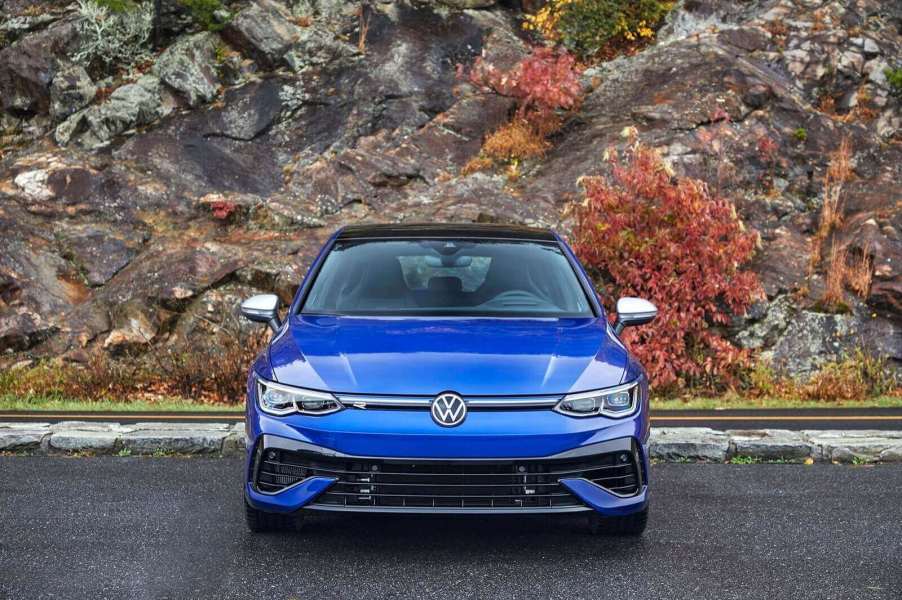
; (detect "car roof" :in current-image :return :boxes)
[336,223,557,242]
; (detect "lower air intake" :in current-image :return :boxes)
[254,444,642,511]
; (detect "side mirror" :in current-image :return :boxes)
[613,297,657,335]
[240,294,282,333]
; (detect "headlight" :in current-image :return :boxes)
[255,376,343,416]
[553,381,640,418]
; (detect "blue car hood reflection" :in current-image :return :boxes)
[268,315,628,396]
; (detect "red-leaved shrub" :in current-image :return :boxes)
[210,200,238,221]
[571,143,762,391]
[466,47,582,120]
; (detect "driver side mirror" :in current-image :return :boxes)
[613,297,657,335]
[240,294,282,333]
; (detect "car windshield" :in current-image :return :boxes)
[301,239,594,318]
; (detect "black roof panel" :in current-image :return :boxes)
[337,223,556,241]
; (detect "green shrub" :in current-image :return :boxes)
[524,0,674,59]
[885,67,902,96]
[793,127,807,142]
[92,0,135,12]
[180,0,227,31]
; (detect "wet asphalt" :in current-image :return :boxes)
[0,458,900,600]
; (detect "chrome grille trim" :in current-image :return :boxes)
[335,394,562,409]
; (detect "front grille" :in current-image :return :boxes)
[254,444,642,510]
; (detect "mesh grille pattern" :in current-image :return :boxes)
[255,445,641,510]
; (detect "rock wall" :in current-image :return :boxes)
[0,0,899,377]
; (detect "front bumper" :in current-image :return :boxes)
[245,406,650,517]
[245,422,648,516]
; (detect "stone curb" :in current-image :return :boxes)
[2,423,902,463]
[0,422,246,456]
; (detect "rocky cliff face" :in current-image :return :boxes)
[0,0,899,377]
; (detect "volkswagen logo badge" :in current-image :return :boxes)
[431,392,467,427]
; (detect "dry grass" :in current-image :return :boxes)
[843,88,879,123]
[145,330,268,402]
[763,20,788,47]
[809,138,852,273]
[819,88,877,122]
[482,119,551,162]
[357,4,371,54]
[845,242,872,297]
[821,243,848,307]
[463,111,564,175]
[803,351,897,401]
[528,110,564,137]
[822,138,852,223]
[817,94,836,115]
[745,350,899,402]
[461,156,494,176]
[819,239,872,310]
[21,4,45,16]
[1,326,267,405]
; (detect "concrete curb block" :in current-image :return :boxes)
[0,422,247,456]
[2,423,902,462]
[648,427,902,463]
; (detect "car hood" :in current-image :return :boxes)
[268,315,628,396]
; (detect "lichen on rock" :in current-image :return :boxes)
[153,32,221,108]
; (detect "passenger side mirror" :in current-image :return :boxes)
[240,294,282,333]
[613,297,657,335]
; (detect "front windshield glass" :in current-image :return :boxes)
[301,239,594,318]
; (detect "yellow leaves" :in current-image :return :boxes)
[614,16,654,40]
[521,3,562,40]
[523,0,672,58]
[614,14,632,38]
[620,125,639,140]
[661,157,675,177]
[804,457,814,465]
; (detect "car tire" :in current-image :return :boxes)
[587,507,648,536]
[244,500,304,533]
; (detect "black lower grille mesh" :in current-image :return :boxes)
[255,445,642,510]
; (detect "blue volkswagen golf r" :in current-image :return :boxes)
[239,224,657,535]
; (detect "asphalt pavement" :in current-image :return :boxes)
[1,458,900,599]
